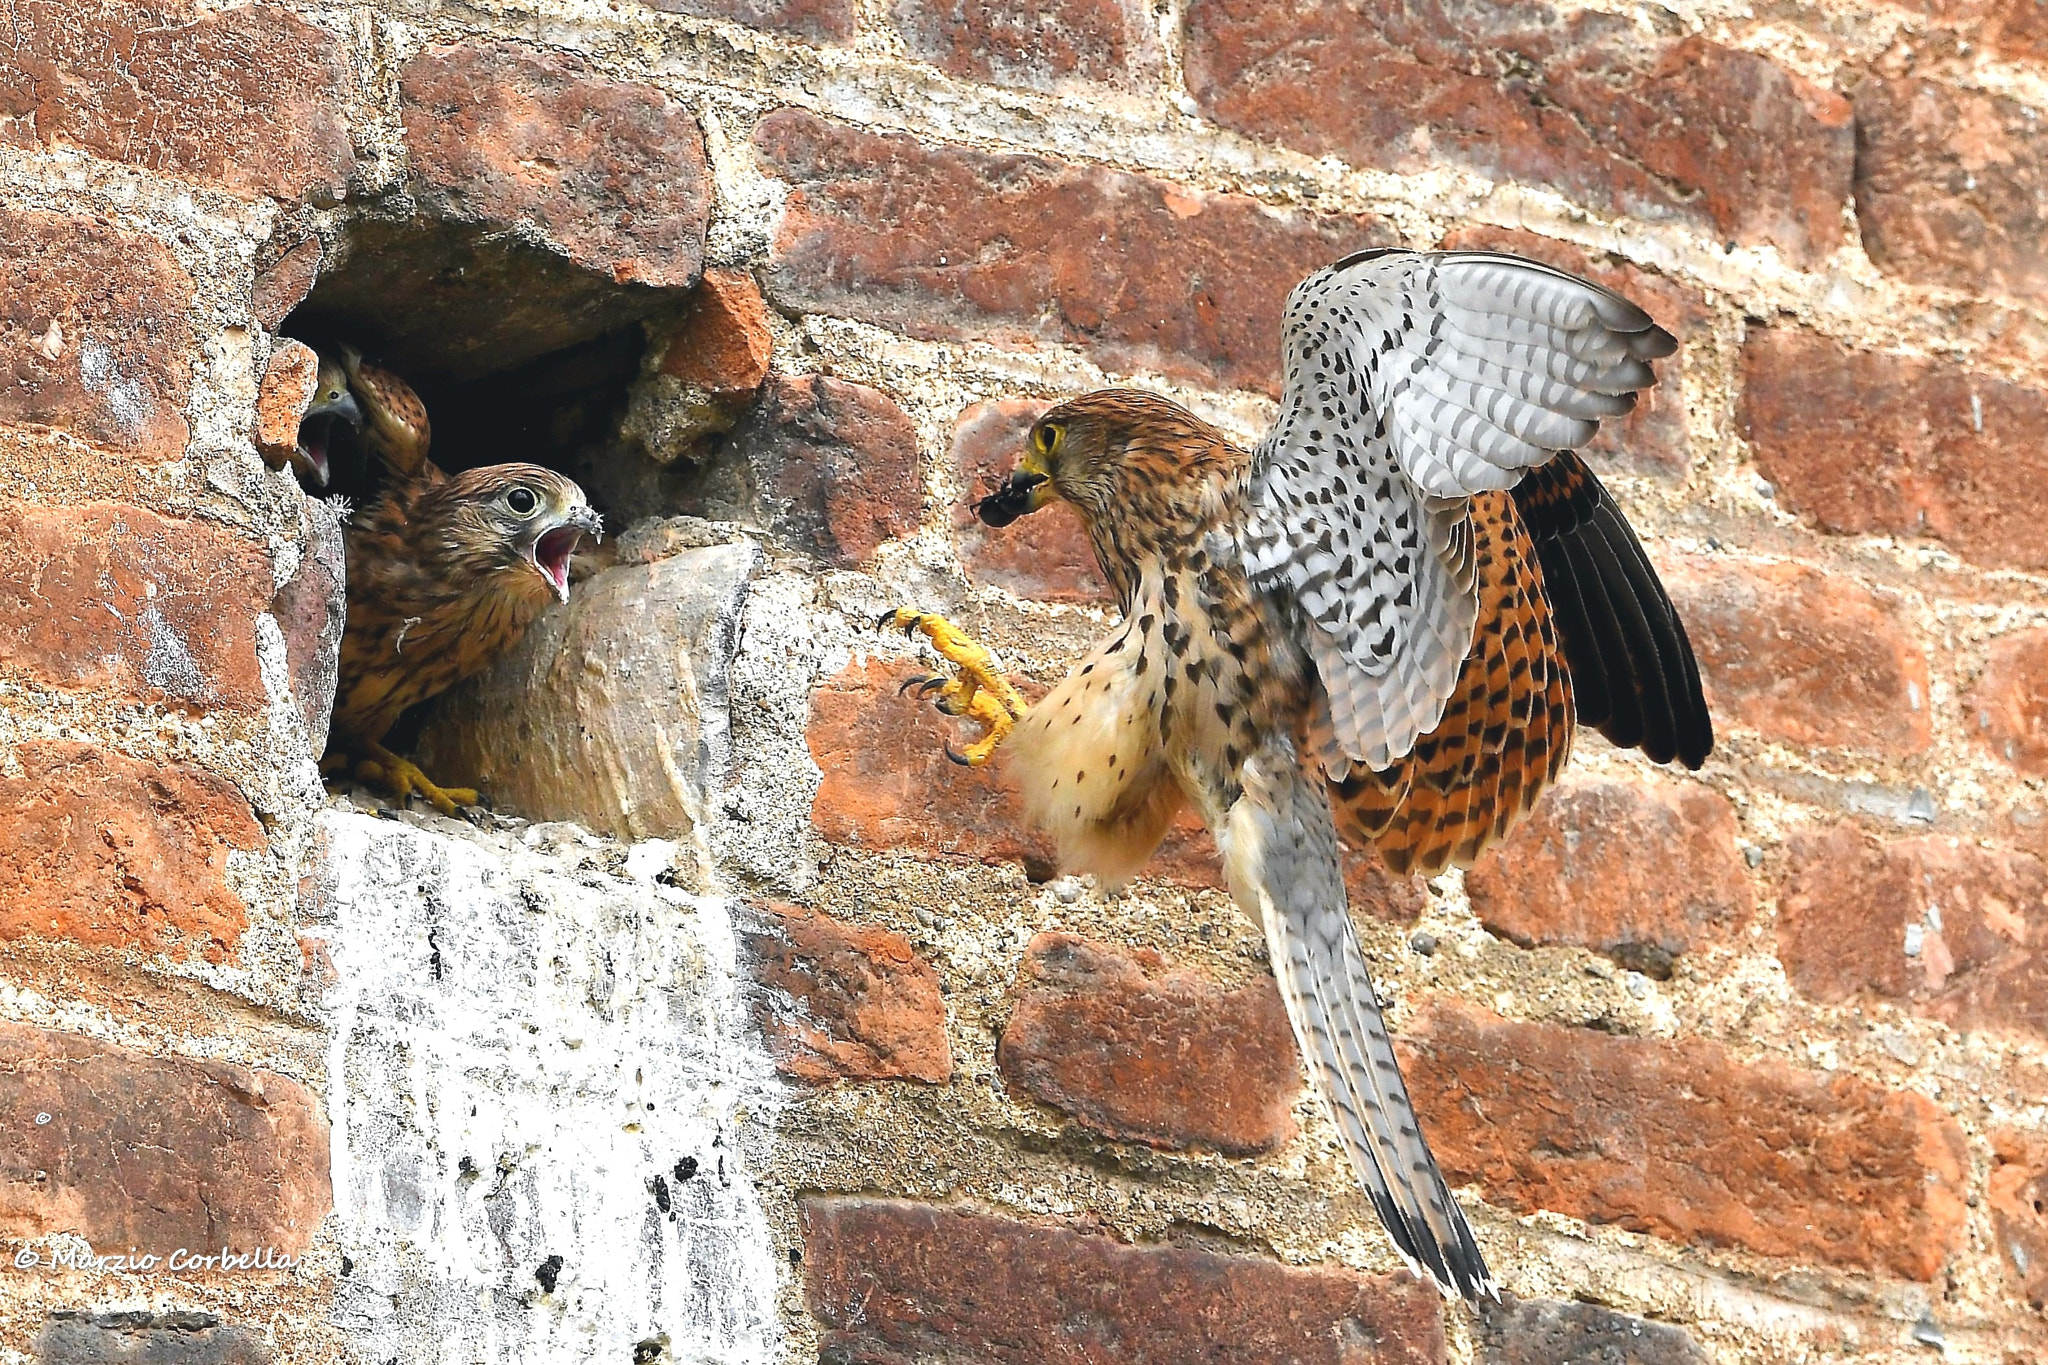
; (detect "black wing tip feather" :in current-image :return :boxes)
[1513,454,1713,771]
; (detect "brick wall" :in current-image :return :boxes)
[2,1,2047,1362]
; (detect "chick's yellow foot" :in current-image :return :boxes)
[879,609,1029,767]
[325,742,480,817]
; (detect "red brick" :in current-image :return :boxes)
[1974,628,2048,775]
[1466,777,1751,976]
[401,41,710,289]
[0,503,271,712]
[0,1,354,201]
[1478,1297,1709,1365]
[635,0,855,42]
[1777,825,2048,1039]
[1436,228,1698,479]
[1661,555,1930,758]
[1185,2,1852,267]
[893,0,1157,89]
[0,743,262,961]
[998,932,1300,1153]
[659,268,774,393]
[754,111,1388,394]
[1894,0,2048,63]
[742,902,951,1085]
[1400,999,1969,1280]
[950,398,1111,604]
[251,234,322,333]
[807,659,1425,916]
[724,375,922,566]
[253,339,318,468]
[1989,1128,2048,1309]
[803,1197,1445,1364]
[0,208,194,463]
[0,1023,329,1254]
[1852,76,2048,305]
[1743,328,2048,572]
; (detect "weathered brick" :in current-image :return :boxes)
[1477,1296,1709,1365]
[1973,627,2048,775]
[724,374,922,566]
[253,338,319,468]
[1852,75,2048,305]
[1661,555,1930,758]
[1894,0,2048,63]
[635,0,855,43]
[0,504,271,712]
[0,0,355,201]
[1743,328,2048,574]
[803,1197,1445,1364]
[893,0,1157,89]
[659,268,774,393]
[1777,825,2048,1039]
[401,40,711,289]
[998,932,1300,1153]
[807,659,1425,917]
[1186,1,1852,266]
[1466,777,1751,976]
[0,742,262,961]
[0,208,194,463]
[36,1311,273,1365]
[269,499,347,747]
[0,1023,329,1253]
[1400,1000,1969,1280]
[754,111,1388,393]
[951,398,1111,603]
[742,902,952,1085]
[252,234,322,333]
[1436,227,1699,478]
[1989,1128,2048,1309]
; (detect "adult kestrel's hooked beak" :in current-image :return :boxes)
[531,504,604,603]
[975,449,1053,528]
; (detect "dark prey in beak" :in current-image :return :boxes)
[975,470,1048,528]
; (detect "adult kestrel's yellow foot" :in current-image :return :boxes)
[327,741,480,818]
[879,609,1029,766]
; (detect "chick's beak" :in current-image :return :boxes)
[975,456,1052,528]
[530,504,603,604]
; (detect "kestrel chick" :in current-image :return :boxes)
[884,249,1710,1300]
[324,350,601,815]
[289,350,363,489]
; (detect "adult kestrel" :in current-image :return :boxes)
[324,347,602,815]
[883,249,1711,1300]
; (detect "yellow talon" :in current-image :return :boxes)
[880,608,1029,767]
[325,741,480,817]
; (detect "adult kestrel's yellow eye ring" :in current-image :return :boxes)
[1034,422,1064,456]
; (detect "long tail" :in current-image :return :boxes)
[1224,743,1495,1302]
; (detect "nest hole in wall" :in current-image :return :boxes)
[277,208,771,846]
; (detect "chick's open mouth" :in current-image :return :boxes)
[532,526,582,601]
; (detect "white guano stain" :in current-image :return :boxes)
[314,809,784,1364]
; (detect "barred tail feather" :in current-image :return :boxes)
[1225,745,1495,1302]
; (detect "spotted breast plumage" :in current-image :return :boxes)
[881,249,1711,1301]
[322,346,602,815]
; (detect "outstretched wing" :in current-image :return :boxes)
[1242,249,1673,771]
[1224,741,1494,1302]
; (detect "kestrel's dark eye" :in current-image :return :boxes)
[506,487,537,516]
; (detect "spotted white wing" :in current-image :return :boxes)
[1241,249,1673,770]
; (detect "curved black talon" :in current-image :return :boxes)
[898,673,937,697]
[875,608,901,630]
[914,676,948,699]
[943,742,974,768]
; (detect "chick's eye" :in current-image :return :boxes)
[506,487,537,515]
